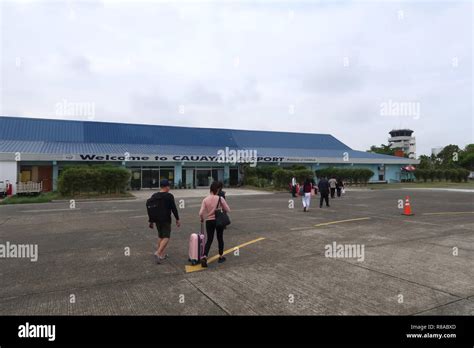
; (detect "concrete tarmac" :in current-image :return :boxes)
[0,188,472,315]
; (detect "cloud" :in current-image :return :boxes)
[0,0,471,156]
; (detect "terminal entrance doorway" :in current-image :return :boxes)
[182,167,224,188]
[195,169,213,187]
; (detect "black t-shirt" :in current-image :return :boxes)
[146,192,179,223]
[318,179,330,193]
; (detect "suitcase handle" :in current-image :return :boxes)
[200,222,204,235]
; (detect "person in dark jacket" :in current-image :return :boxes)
[147,179,180,264]
[216,181,226,199]
[317,177,330,208]
[336,178,344,197]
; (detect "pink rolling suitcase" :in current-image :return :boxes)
[188,223,206,265]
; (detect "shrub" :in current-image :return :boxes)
[58,165,130,196]
[287,165,308,171]
[244,176,259,186]
[414,169,423,182]
[257,178,271,188]
[255,165,279,181]
[427,169,436,182]
[359,169,374,184]
[242,165,257,178]
[461,168,470,182]
[273,169,294,189]
[434,170,444,182]
[315,167,374,185]
[294,169,314,184]
[454,168,470,182]
[444,169,455,182]
[415,169,428,182]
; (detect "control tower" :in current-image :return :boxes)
[388,129,416,159]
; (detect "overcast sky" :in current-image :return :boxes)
[0,0,472,156]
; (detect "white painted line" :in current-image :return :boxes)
[128,215,148,219]
[22,208,81,213]
[404,188,474,193]
[290,226,315,231]
[94,209,140,214]
[422,211,474,216]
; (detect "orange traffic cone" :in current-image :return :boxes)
[402,196,414,216]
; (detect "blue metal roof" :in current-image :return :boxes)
[0,116,409,162]
[0,116,350,150]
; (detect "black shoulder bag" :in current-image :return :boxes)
[214,196,231,228]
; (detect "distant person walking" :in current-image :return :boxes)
[199,181,231,268]
[318,177,330,208]
[336,178,344,197]
[302,178,313,212]
[216,181,226,199]
[146,179,180,264]
[328,176,337,198]
[312,177,318,195]
[290,176,297,197]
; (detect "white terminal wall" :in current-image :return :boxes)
[0,161,18,194]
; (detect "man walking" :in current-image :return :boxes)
[146,179,180,264]
[328,176,337,198]
[318,176,330,208]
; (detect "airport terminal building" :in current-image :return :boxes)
[0,116,418,193]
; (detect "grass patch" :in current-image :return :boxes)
[56,192,135,200]
[240,185,286,192]
[0,192,59,205]
[368,181,474,190]
[0,191,134,205]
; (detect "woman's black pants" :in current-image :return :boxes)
[205,220,224,257]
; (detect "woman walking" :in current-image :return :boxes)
[199,181,231,267]
[302,177,313,212]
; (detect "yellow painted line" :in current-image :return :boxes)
[290,226,315,231]
[422,212,474,216]
[185,237,266,273]
[314,217,371,227]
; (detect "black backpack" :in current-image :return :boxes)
[146,193,165,222]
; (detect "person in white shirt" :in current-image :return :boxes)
[328,176,337,198]
[290,176,297,197]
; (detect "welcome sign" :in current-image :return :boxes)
[77,154,287,163]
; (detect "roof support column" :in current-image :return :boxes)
[52,161,59,191]
[174,163,182,188]
[223,164,230,187]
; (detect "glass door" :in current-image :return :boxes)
[130,168,141,190]
[142,169,160,188]
[196,169,212,187]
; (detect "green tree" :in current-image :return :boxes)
[272,169,294,189]
[367,144,396,156]
[417,155,434,169]
[436,144,461,168]
[459,144,474,171]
